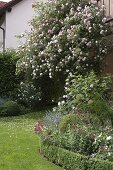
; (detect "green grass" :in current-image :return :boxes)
[0,112,63,170]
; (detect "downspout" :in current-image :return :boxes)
[0,26,5,51]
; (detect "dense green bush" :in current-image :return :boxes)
[42,144,113,170]
[71,72,113,121]
[56,72,113,124]
[0,51,21,97]
[59,114,77,132]
[0,101,21,116]
[87,158,113,170]
[42,144,87,170]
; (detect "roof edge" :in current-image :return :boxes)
[0,0,23,14]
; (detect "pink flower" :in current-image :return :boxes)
[34,121,44,133]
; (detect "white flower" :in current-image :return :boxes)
[108,152,111,156]
[106,136,112,141]
[88,27,92,31]
[77,6,82,11]
[58,102,61,106]
[82,57,86,61]
[65,87,68,90]
[88,100,93,105]
[62,101,65,105]
[87,13,92,18]
[90,84,94,88]
[102,50,105,53]
[91,0,97,4]
[98,132,102,138]
[87,41,92,47]
[96,12,100,16]
[20,82,23,85]
[91,153,96,158]
[105,145,108,150]
[66,69,69,73]
[101,5,105,9]
[63,95,66,98]
[69,72,73,77]
[100,30,104,35]
[61,4,64,9]
[53,108,56,112]
[65,82,69,86]
[53,39,58,44]
[102,17,107,23]
[58,49,62,53]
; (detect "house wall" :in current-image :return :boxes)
[5,0,35,49]
[101,0,113,17]
[0,28,3,50]
[0,17,5,51]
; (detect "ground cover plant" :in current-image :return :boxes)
[0,111,63,170]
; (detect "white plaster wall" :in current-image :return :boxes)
[5,0,35,49]
[0,29,3,51]
[0,20,6,51]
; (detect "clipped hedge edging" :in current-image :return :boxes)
[41,144,113,170]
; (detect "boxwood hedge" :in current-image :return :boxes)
[41,144,113,170]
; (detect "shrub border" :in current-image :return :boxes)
[41,144,113,170]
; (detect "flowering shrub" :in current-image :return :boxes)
[34,121,46,133]
[59,113,77,132]
[92,127,113,161]
[16,82,41,107]
[16,0,111,102]
[54,72,113,123]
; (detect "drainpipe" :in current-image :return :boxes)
[0,26,5,51]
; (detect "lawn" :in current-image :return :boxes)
[0,111,63,170]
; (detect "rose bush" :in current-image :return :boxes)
[16,0,111,103]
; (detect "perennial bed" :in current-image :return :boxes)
[41,144,113,170]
